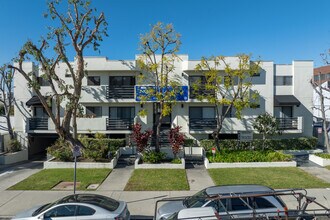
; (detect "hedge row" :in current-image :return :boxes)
[47,138,125,162]
[200,137,318,151]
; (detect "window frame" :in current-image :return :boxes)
[87,76,101,86]
[85,106,102,118]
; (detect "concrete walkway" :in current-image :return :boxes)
[97,164,134,191]
[299,166,330,183]
[185,163,215,190]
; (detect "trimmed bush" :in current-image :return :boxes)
[142,151,166,163]
[47,137,125,162]
[184,138,195,147]
[315,153,330,159]
[8,139,22,153]
[206,150,293,163]
[200,137,317,151]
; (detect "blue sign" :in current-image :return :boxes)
[135,86,188,102]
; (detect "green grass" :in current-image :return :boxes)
[124,169,189,191]
[208,167,330,189]
[9,168,111,190]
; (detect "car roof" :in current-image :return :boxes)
[55,194,119,205]
[205,184,274,196]
[177,207,216,219]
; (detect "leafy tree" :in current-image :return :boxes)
[252,112,281,149]
[194,54,260,150]
[168,126,185,158]
[137,22,181,152]
[9,0,107,150]
[0,65,15,140]
[311,77,330,152]
[131,123,153,153]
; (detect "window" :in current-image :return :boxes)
[230,198,250,211]
[87,76,100,86]
[86,106,102,117]
[275,76,292,85]
[34,106,48,117]
[189,107,215,119]
[109,76,135,86]
[77,205,96,216]
[253,197,276,209]
[37,77,50,86]
[109,107,135,119]
[222,106,236,118]
[44,205,76,218]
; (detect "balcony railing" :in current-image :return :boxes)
[106,85,134,99]
[189,87,215,99]
[106,118,133,130]
[189,118,217,130]
[28,117,48,130]
[277,117,298,130]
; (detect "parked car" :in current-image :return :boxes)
[156,184,288,220]
[12,193,130,220]
[167,207,220,220]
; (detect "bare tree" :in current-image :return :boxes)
[311,77,330,152]
[0,65,15,139]
[9,0,107,149]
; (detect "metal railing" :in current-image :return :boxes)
[106,118,133,130]
[277,117,298,130]
[189,118,217,130]
[106,85,135,99]
[28,117,48,130]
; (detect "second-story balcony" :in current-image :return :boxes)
[189,118,217,130]
[28,117,48,130]
[189,86,215,99]
[106,85,135,99]
[106,118,134,130]
[276,117,299,130]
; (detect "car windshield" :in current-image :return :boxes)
[167,212,179,220]
[184,190,208,208]
[32,203,53,216]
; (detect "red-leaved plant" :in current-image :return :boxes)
[131,123,153,153]
[169,126,185,158]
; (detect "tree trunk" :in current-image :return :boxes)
[155,110,163,153]
[214,106,222,151]
[6,113,14,140]
[262,133,266,150]
[320,92,330,152]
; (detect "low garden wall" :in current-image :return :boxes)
[0,149,28,165]
[309,154,330,167]
[44,149,120,169]
[204,157,297,169]
[134,155,185,169]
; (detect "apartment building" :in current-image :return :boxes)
[13,56,314,157]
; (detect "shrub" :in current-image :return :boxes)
[142,151,166,163]
[171,158,182,164]
[94,132,106,139]
[315,153,330,159]
[169,126,185,158]
[47,138,72,162]
[131,123,153,153]
[200,139,215,151]
[206,150,292,163]
[184,138,195,147]
[8,139,22,153]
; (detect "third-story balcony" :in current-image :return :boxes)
[106,85,135,99]
[28,117,48,130]
[189,118,217,130]
[106,118,134,130]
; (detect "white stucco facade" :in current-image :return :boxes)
[13,56,314,155]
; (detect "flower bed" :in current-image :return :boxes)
[134,155,185,169]
[309,154,330,167]
[0,149,28,165]
[44,149,120,169]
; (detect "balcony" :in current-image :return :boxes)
[106,86,135,99]
[277,117,299,130]
[189,118,217,130]
[28,117,48,130]
[189,87,215,99]
[106,118,134,130]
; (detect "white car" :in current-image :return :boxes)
[167,207,220,220]
[12,194,130,220]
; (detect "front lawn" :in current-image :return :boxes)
[9,168,111,190]
[208,167,330,189]
[124,169,189,191]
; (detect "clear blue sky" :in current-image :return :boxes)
[0,0,330,67]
